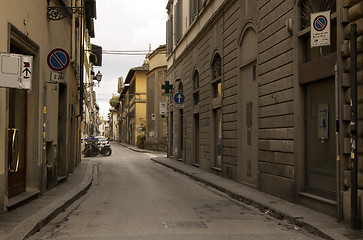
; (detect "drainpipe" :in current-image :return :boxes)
[335,63,342,222]
[319,47,342,223]
[41,83,47,195]
[80,0,84,122]
[349,23,358,230]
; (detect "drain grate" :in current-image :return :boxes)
[162,221,207,229]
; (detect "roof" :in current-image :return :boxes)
[124,63,149,84]
[148,44,166,59]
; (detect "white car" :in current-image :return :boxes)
[95,136,110,147]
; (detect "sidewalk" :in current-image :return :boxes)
[0,160,95,240]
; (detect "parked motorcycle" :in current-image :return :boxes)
[84,137,112,157]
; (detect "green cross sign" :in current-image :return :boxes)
[162,81,173,94]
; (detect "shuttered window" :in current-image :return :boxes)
[190,0,202,24]
[174,0,182,43]
[166,16,173,55]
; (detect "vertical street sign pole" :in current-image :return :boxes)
[350,23,358,230]
[335,63,342,222]
[41,83,47,196]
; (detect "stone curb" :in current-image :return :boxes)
[5,162,95,240]
[150,157,348,240]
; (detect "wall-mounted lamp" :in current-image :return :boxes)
[93,71,102,86]
[84,71,102,88]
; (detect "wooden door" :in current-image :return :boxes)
[239,62,258,186]
[8,89,27,198]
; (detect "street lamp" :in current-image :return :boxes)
[93,71,102,86]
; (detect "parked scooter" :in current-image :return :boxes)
[84,137,112,157]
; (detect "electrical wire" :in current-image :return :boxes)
[101,50,166,56]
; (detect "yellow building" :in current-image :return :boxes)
[122,63,149,146]
[0,0,97,213]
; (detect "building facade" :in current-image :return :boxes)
[145,45,168,151]
[82,42,102,140]
[166,0,363,226]
[0,0,97,213]
[119,63,149,146]
[109,108,119,141]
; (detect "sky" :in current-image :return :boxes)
[91,0,167,119]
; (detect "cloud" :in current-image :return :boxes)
[91,0,167,119]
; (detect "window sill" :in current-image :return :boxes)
[212,96,222,109]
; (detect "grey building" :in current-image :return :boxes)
[166,0,363,227]
[145,45,168,151]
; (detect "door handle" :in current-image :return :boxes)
[8,128,19,173]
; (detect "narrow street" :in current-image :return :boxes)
[32,143,321,240]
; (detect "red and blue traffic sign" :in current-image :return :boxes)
[313,15,328,32]
[47,48,70,72]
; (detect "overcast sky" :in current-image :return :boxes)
[91,0,167,119]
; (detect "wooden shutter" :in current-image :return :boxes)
[166,16,173,55]
[174,0,182,43]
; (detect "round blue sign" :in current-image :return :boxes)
[313,15,328,32]
[47,48,70,72]
[174,92,185,104]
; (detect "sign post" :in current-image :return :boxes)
[0,53,33,89]
[47,48,70,72]
[174,92,185,108]
[311,11,331,47]
[162,81,173,96]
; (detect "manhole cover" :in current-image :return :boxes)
[162,221,207,229]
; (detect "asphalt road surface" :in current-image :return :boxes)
[31,143,322,240]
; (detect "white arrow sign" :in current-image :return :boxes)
[0,53,33,90]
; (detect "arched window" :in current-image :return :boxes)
[178,81,183,93]
[211,53,222,169]
[193,70,200,105]
[212,53,222,98]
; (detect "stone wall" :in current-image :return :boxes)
[343,0,363,190]
[342,0,363,224]
[257,0,295,201]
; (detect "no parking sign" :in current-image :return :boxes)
[311,11,331,47]
[47,48,70,72]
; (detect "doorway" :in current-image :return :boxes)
[238,25,258,187]
[178,109,184,160]
[239,62,258,186]
[57,83,67,178]
[305,79,336,199]
[8,89,27,198]
[193,113,200,166]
